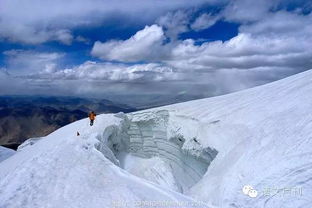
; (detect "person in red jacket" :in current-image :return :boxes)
[88,111,96,126]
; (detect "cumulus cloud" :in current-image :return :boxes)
[91,12,312,73]
[167,33,312,72]
[91,25,168,62]
[87,5,312,104]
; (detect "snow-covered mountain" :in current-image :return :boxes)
[1,70,312,208]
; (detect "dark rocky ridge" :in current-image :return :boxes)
[0,96,136,149]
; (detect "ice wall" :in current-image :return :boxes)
[95,111,218,193]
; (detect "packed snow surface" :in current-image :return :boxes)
[1,69,312,208]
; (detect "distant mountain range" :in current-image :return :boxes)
[104,93,205,109]
[0,96,136,149]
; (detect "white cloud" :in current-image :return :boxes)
[54,30,73,45]
[3,50,63,75]
[86,4,312,102]
[91,25,167,62]
[0,0,213,44]
[91,15,312,73]
[239,11,312,37]
[167,32,312,71]
[32,61,180,82]
[157,10,191,39]
[89,4,312,71]
[76,36,91,44]
[191,13,219,31]
[0,24,74,45]
[222,0,279,22]
[1,0,312,104]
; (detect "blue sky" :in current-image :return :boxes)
[0,0,311,106]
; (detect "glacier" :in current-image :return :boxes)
[0,69,312,208]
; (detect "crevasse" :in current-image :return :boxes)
[95,110,218,193]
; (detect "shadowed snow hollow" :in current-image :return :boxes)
[95,111,218,193]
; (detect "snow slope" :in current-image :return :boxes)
[0,146,15,162]
[161,69,312,207]
[0,115,208,208]
[0,69,312,208]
